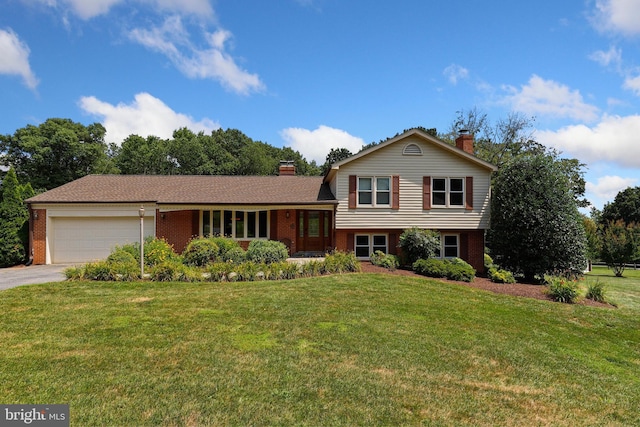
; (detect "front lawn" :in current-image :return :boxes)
[586,266,640,310]
[1,274,639,426]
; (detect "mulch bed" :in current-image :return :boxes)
[359,262,613,308]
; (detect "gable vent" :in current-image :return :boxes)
[403,143,423,155]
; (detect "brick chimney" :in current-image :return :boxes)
[279,160,295,176]
[455,129,474,154]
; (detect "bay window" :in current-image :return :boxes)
[202,210,268,239]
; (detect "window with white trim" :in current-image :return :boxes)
[442,234,459,258]
[354,234,388,258]
[432,177,464,207]
[202,210,268,239]
[358,176,391,207]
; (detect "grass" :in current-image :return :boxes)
[1,273,639,426]
[586,266,640,310]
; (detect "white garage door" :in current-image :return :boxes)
[51,217,154,264]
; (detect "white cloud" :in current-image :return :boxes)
[623,75,640,96]
[588,45,622,68]
[536,114,640,168]
[443,64,469,85]
[280,125,365,164]
[129,16,264,95]
[78,92,220,144]
[502,75,600,122]
[592,0,640,35]
[0,28,39,90]
[586,175,637,204]
[32,0,213,20]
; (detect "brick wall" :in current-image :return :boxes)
[32,209,46,265]
[336,228,486,273]
[156,210,199,254]
[273,209,297,255]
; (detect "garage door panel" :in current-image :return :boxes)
[51,217,154,264]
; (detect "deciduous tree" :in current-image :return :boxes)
[0,118,117,190]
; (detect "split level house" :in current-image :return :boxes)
[25,129,497,272]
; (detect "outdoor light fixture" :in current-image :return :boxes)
[286,210,290,219]
[33,211,38,220]
[139,206,145,278]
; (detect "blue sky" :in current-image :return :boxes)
[2,0,640,210]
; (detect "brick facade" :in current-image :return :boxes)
[31,209,46,265]
[156,210,199,254]
[272,209,298,255]
[335,228,486,273]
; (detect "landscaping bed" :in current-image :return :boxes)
[360,262,613,308]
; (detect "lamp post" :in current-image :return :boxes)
[139,206,145,278]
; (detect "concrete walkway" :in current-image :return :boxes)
[0,264,69,291]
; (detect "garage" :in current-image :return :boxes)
[50,216,154,264]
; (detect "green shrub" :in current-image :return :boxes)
[447,258,476,282]
[64,265,85,280]
[398,228,440,264]
[413,258,447,278]
[545,276,579,303]
[206,262,234,282]
[107,248,137,266]
[484,253,494,269]
[144,237,178,266]
[246,240,289,264]
[83,261,114,281]
[585,280,606,303]
[488,267,516,284]
[209,237,243,261]
[235,261,261,281]
[109,261,140,281]
[183,238,219,266]
[370,250,399,271]
[413,258,476,282]
[149,261,194,282]
[223,246,246,264]
[324,251,361,274]
[300,259,324,277]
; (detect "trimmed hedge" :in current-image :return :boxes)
[412,257,476,282]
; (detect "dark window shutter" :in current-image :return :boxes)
[347,233,354,251]
[388,233,398,255]
[392,175,400,210]
[423,176,431,210]
[460,233,469,261]
[349,175,356,209]
[465,176,473,210]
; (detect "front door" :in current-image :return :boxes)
[297,210,331,253]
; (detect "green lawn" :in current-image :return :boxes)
[586,266,640,310]
[1,273,639,426]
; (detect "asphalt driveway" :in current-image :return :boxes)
[0,264,69,290]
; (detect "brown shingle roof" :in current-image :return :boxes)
[26,175,336,205]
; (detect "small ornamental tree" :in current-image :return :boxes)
[398,227,440,265]
[600,220,639,277]
[489,153,587,282]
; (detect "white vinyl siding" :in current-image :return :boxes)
[331,135,492,230]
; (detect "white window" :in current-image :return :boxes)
[432,178,464,207]
[202,210,268,239]
[354,234,388,258]
[442,234,459,258]
[358,176,391,207]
